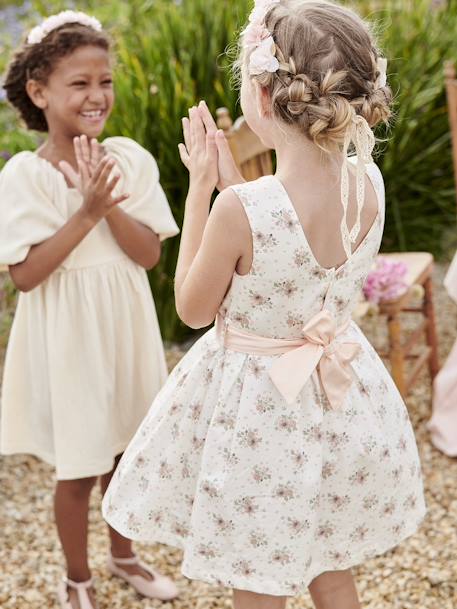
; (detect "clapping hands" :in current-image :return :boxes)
[178,101,244,192]
[60,135,129,224]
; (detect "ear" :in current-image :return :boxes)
[255,83,272,119]
[25,79,48,110]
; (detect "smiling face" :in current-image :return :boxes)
[35,45,114,139]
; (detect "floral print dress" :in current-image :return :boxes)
[103,165,425,596]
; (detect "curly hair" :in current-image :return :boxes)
[4,22,111,132]
[241,0,392,151]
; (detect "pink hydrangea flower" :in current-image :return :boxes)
[363,257,408,304]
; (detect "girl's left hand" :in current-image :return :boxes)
[178,106,218,192]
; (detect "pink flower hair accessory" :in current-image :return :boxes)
[243,0,281,76]
[363,257,409,304]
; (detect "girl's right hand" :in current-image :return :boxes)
[78,156,129,223]
[60,136,129,224]
[197,101,245,191]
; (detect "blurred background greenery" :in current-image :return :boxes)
[1,0,457,341]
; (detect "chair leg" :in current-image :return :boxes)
[423,275,440,379]
[387,311,406,397]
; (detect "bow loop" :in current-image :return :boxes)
[269,310,360,408]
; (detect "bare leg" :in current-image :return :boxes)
[54,477,98,608]
[308,570,361,609]
[99,454,153,580]
[233,590,287,609]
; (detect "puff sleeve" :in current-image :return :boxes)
[103,137,180,242]
[0,153,65,265]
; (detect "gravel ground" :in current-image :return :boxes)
[0,264,456,609]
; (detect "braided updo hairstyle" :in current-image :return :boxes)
[4,23,111,132]
[242,0,392,151]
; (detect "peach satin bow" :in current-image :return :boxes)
[217,310,360,409]
[269,310,360,408]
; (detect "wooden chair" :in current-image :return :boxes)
[216,107,439,398]
[445,61,457,206]
[216,108,273,181]
[377,253,439,397]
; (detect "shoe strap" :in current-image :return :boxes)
[62,577,94,609]
[111,554,158,580]
[111,554,139,566]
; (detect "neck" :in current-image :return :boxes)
[272,125,344,184]
[37,129,78,169]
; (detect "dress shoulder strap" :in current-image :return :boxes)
[230,175,294,273]
[230,175,287,238]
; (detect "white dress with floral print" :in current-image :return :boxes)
[103,165,426,596]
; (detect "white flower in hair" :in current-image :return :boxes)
[244,0,281,76]
[249,35,280,76]
[375,57,388,89]
[27,10,102,45]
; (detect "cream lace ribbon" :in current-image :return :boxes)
[340,114,376,260]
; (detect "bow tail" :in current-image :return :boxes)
[319,343,361,410]
[269,343,323,404]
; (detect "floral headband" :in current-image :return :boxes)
[27,10,102,45]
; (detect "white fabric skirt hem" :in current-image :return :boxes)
[1,440,132,480]
[103,509,426,597]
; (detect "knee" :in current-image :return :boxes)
[309,569,355,598]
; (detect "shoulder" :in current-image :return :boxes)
[0,151,51,192]
[366,160,385,201]
[1,151,37,177]
[229,175,276,209]
[209,187,251,236]
[348,156,384,187]
[103,136,159,175]
[348,156,385,205]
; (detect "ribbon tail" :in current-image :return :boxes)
[319,345,360,410]
[269,343,323,404]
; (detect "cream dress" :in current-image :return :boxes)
[428,252,457,455]
[103,165,425,596]
[0,137,179,480]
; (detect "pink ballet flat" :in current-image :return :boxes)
[107,553,179,600]
[57,576,96,609]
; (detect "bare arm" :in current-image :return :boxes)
[62,136,162,270]
[105,207,161,270]
[175,187,248,328]
[11,155,128,292]
[10,210,98,292]
[175,105,249,328]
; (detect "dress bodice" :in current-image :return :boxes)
[221,165,385,339]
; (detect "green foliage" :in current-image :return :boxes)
[353,0,457,254]
[0,274,17,349]
[104,0,251,340]
[1,0,457,341]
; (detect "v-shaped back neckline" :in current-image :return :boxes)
[269,169,381,275]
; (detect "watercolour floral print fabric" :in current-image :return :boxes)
[103,170,426,596]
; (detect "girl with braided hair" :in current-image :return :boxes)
[103,1,425,608]
[0,10,180,609]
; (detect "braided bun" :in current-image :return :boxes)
[243,0,392,151]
